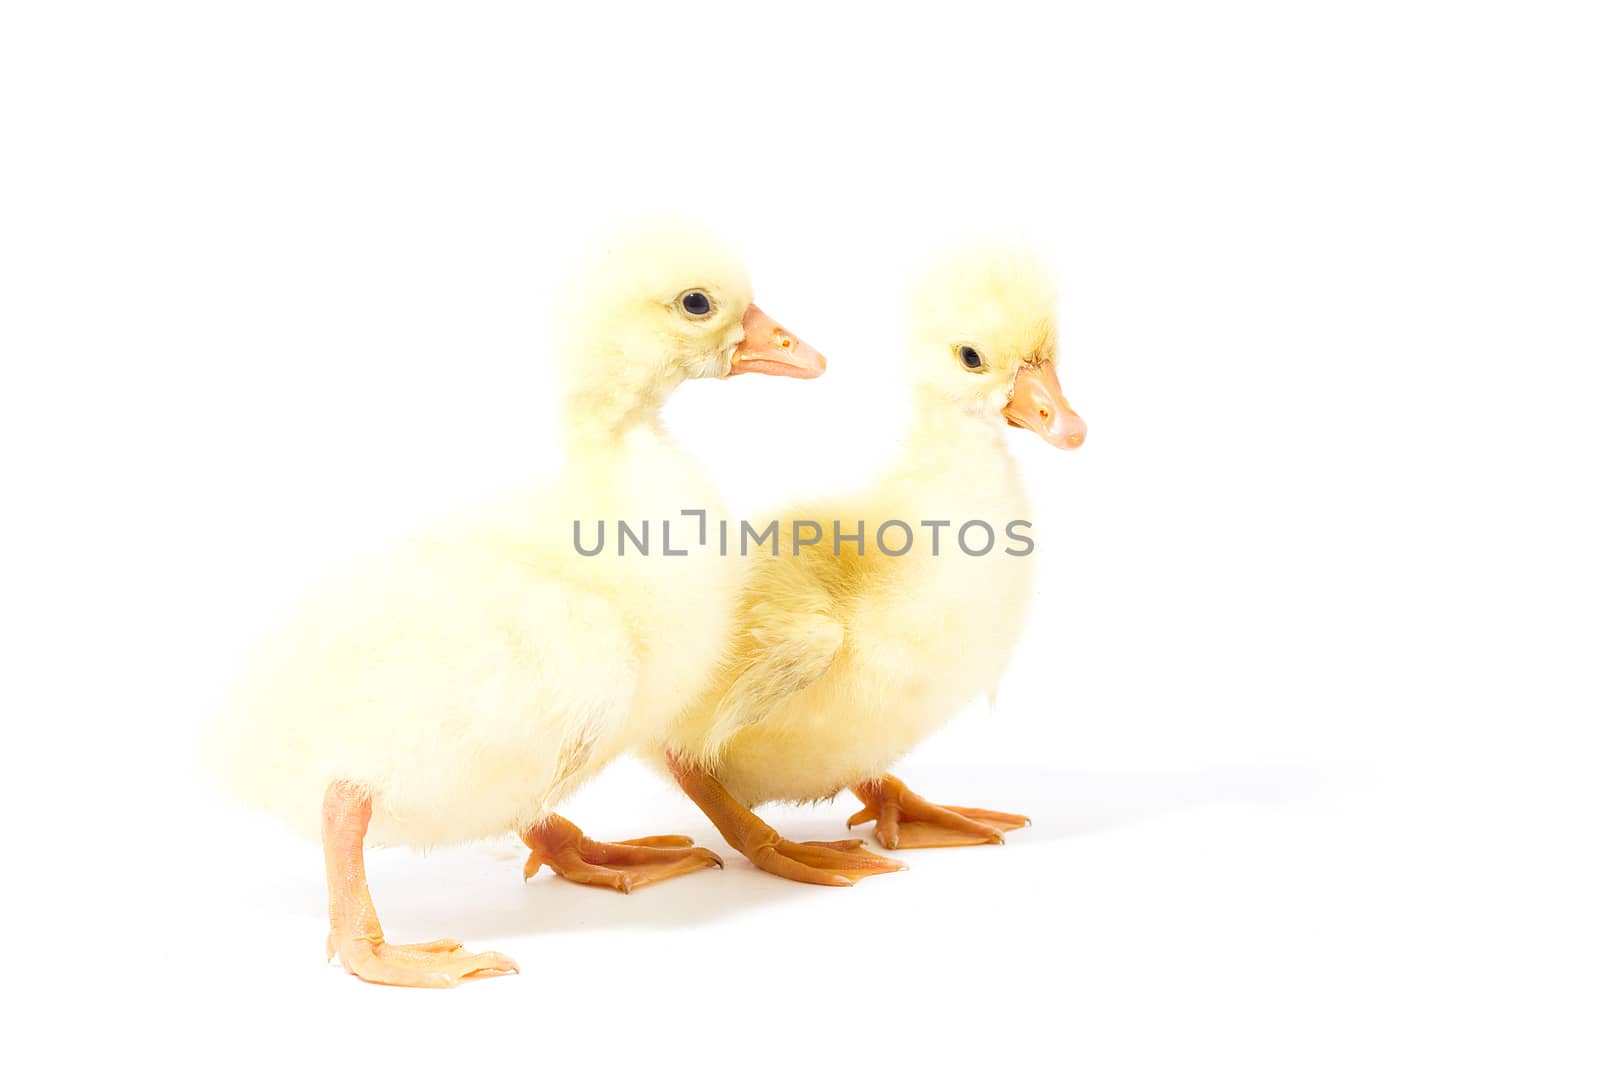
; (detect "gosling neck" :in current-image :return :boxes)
[881,387,1022,520]
[563,391,668,456]
[561,352,683,456]
[903,384,1015,468]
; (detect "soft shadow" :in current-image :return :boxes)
[897,761,1357,844]
[244,761,1356,943]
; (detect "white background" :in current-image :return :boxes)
[4,2,1597,1063]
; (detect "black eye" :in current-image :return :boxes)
[958,345,984,370]
[680,290,712,317]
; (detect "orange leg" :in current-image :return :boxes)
[521,814,722,893]
[847,773,1030,849]
[322,781,518,988]
[668,753,905,886]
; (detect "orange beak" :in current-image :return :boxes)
[1002,361,1086,449]
[728,304,826,379]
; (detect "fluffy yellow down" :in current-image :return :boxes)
[656,246,1060,807]
[208,224,753,848]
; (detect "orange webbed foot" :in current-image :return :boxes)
[664,755,904,886]
[848,774,1030,849]
[522,814,723,893]
[322,781,518,988]
[744,834,906,886]
[329,934,519,988]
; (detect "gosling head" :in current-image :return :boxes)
[908,245,1085,450]
[560,221,824,432]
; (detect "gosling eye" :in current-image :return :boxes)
[679,290,713,317]
[957,345,985,371]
